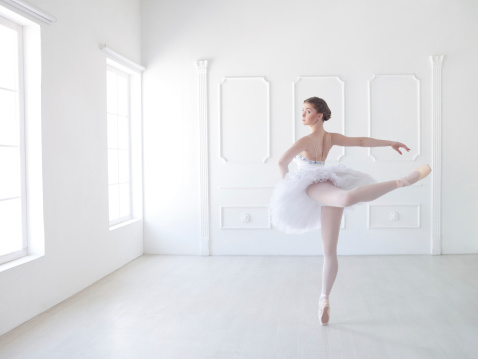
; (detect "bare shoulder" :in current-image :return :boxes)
[286,135,313,153]
[329,132,344,144]
[296,135,313,146]
[278,135,313,163]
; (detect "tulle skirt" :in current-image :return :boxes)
[269,164,376,234]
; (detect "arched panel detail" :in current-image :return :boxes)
[218,77,270,164]
[368,74,421,162]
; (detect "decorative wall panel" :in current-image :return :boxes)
[368,74,421,162]
[220,206,271,229]
[218,77,270,164]
[368,204,421,229]
[293,76,345,161]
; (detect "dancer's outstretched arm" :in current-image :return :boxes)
[330,133,410,155]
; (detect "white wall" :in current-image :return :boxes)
[142,0,478,255]
[0,0,143,336]
[0,0,476,339]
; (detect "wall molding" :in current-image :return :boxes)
[100,44,145,73]
[431,55,445,255]
[367,204,421,229]
[197,60,210,255]
[368,74,421,162]
[293,76,345,161]
[0,0,56,24]
[218,76,270,164]
[220,206,271,229]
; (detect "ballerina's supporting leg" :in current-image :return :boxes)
[319,206,343,325]
[320,206,343,297]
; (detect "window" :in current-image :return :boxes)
[107,65,132,225]
[0,16,27,265]
[102,45,143,229]
[0,7,44,269]
[0,6,45,271]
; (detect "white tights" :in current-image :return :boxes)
[320,206,343,299]
[309,170,421,298]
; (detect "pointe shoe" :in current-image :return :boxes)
[318,298,330,326]
[398,164,432,187]
[414,164,432,181]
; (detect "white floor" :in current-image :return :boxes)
[0,254,477,359]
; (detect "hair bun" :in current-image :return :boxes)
[304,97,331,122]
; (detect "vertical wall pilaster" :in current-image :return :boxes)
[431,55,444,255]
[197,60,210,255]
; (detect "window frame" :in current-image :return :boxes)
[100,46,144,231]
[0,14,28,266]
[0,4,45,272]
[107,64,133,226]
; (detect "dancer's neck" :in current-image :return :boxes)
[309,121,325,135]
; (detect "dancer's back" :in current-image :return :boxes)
[299,131,333,163]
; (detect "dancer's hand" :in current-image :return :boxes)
[391,142,410,155]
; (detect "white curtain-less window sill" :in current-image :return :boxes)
[109,218,141,231]
[0,253,44,273]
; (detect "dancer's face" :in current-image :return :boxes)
[302,103,322,125]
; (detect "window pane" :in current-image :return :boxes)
[108,149,118,185]
[108,184,119,221]
[119,183,130,218]
[117,116,129,149]
[118,149,129,183]
[107,114,118,148]
[0,198,23,256]
[107,64,133,225]
[0,23,18,90]
[106,70,117,113]
[117,73,128,116]
[0,90,19,146]
[0,147,21,199]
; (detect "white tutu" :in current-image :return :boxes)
[270,155,376,234]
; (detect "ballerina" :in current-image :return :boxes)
[269,97,431,325]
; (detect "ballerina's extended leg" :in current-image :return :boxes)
[306,165,431,207]
[396,164,431,188]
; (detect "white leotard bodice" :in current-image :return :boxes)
[294,154,325,170]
